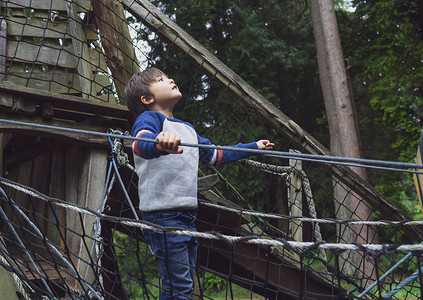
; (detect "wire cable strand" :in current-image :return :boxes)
[1,118,423,173]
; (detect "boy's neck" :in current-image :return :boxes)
[150,107,174,119]
[147,98,178,119]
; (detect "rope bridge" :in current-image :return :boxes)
[0,0,422,299]
[0,125,422,299]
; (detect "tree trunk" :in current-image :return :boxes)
[92,0,140,104]
[309,0,376,283]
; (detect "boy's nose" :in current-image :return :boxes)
[169,78,174,84]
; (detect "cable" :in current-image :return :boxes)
[1,118,423,173]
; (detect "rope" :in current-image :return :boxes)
[0,186,103,300]
[242,159,328,272]
[198,201,420,227]
[2,176,423,254]
[1,118,423,173]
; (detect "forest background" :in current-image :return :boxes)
[129,0,423,220]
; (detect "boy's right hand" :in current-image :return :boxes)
[156,132,183,154]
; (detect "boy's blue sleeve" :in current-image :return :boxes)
[132,112,167,159]
[198,134,258,166]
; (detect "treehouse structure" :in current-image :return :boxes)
[0,1,421,300]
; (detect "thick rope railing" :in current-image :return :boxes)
[2,176,423,254]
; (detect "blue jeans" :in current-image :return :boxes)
[142,210,198,300]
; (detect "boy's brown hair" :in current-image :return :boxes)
[124,67,165,117]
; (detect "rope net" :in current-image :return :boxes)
[0,0,422,299]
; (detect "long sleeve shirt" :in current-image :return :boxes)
[132,111,257,212]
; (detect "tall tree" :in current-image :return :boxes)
[338,0,423,219]
[309,0,375,280]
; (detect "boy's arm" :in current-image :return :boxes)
[133,130,183,158]
[198,135,274,166]
[132,112,182,159]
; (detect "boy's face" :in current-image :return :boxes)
[148,73,182,105]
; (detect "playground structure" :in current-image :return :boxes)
[0,0,422,299]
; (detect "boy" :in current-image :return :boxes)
[125,67,274,299]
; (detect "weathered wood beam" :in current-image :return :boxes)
[0,18,6,80]
[196,204,340,299]
[289,150,303,263]
[0,112,128,148]
[5,72,111,95]
[92,0,140,104]
[5,17,98,40]
[66,0,95,98]
[122,0,423,239]
[6,41,106,70]
[0,82,129,119]
[1,0,91,13]
[75,148,108,287]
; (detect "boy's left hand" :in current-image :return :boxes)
[256,140,274,150]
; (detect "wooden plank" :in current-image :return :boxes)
[123,0,423,240]
[5,17,98,40]
[5,72,111,95]
[0,82,129,119]
[92,0,140,103]
[64,144,82,289]
[6,43,107,71]
[0,90,37,114]
[196,204,340,299]
[75,148,108,286]
[0,158,20,229]
[66,1,94,98]
[0,112,129,148]
[0,134,3,176]
[0,92,13,109]
[12,159,33,236]
[289,150,303,243]
[1,0,91,12]
[88,46,108,71]
[3,8,66,19]
[7,41,79,69]
[29,151,52,238]
[0,19,6,80]
[47,147,66,248]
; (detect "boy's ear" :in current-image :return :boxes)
[140,95,155,105]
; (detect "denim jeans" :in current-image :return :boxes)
[142,210,198,300]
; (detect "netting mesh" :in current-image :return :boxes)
[0,0,422,299]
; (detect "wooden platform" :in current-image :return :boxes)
[6,241,72,298]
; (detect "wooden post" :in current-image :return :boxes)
[0,18,7,155]
[0,134,3,176]
[65,145,81,287]
[289,149,302,243]
[75,147,108,286]
[47,147,67,251]
[0,18,6,80]
[66,0,94,98]
[92,0,140,103]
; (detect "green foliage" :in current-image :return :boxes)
[341,0,423,162]
[336,0,423,215]
[138,0,327,138]
[201,272,226,291]
[113,231,161,299]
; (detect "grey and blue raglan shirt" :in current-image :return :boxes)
[131,111,258,212]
